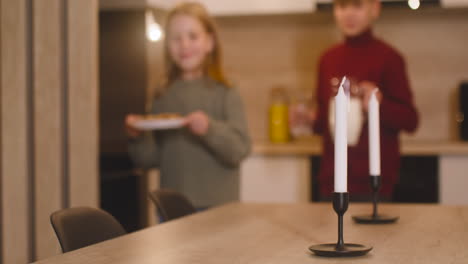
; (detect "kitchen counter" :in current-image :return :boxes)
[252,137,468,156]
[244,137,468,205]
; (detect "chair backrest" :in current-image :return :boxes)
[148,189,196,222]
[50,207,126,253]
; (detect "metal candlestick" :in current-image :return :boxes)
[309,192,372,257]
[352,175,399,224]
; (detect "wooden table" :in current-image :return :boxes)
[34,203,468,264]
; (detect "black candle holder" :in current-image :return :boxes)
[309,192,372,257]
[352,175,399,224]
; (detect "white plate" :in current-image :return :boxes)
[132,118,186,131]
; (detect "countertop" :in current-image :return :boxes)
[253,137,468,156]
[35,203,468,264]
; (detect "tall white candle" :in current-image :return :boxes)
[334,78,348,193]
[368,89,381,176]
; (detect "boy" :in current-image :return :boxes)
[313,0,419,200]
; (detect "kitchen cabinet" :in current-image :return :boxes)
[241,140,468,205]
[100,0,317,15]
[143,140,468,221]
[441,0,468,8]
[318,0,468,8]
[439,155,468,205]
[240,155,311,203]
[182,0,316,16]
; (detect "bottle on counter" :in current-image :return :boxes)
[269,87,290,143]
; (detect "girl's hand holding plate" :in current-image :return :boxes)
[185,111,210,136]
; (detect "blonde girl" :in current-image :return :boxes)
[125,2,251,208]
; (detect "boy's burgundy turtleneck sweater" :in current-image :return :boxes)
[314,29,419,198]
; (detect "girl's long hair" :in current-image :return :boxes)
[162,2,229,89]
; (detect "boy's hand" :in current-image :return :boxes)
[125,114,144,138]
[186,111,210,136]
[359,80,382,112]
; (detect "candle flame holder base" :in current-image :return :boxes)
[309,192,372,257]
[352,176,399,224]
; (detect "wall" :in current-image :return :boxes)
[0,0,99,262]
[99,8,167,232]
[217,7,468,142]
[99,8,166,154]
[99,10,148,154]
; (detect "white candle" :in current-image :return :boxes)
[334,78,348,193]
[368,89,381,176]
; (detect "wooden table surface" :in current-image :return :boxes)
[34,203,468,264]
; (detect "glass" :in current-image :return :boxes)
[269,87,290,143]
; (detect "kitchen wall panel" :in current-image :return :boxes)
[217,8,468,142]
[0,0,99,262]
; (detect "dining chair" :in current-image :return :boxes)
[50,207,126,253]
[148,189,197,222]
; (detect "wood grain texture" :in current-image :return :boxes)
[218,13,336,142]
[67,0,99,207]
[33,0,64,259]
[0,0,31,263]
[33,203,468,264]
